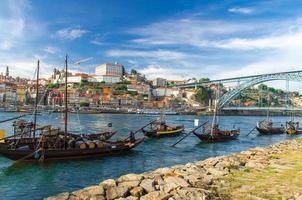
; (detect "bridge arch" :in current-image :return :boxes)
[219,72,302,109]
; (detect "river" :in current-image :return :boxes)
[0,112,300,199]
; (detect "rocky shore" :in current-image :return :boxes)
[46,138,302,200]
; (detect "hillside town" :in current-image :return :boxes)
[0,62,301,114]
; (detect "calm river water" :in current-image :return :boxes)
[0,112,300,199]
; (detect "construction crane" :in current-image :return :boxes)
[72,57,94,73]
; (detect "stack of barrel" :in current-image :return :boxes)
[75,140,106,149]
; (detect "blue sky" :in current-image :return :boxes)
[1,0,302,83]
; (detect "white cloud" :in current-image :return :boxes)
[106,49,187,61]
[228,7,254,14]
[90,39,102,45]
[44,46,59,54]
[56,27,87,40]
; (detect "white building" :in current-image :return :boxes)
[153,78,166,87]
[95,63,124,77]
[93,75,121,84]
[153,87,179,97]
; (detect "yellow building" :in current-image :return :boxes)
[16,85,26,104]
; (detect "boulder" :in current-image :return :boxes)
[173,187,210,200]
[106,186,130,200]
[161,176,189,193]
[117,174,143,183]
[71,185,104,199]
[119,181,140,189]
[130,186,144,197]
[140,191,172,200]
[44,192,70,200]
[100,179,116,189]
[140,178,155,193]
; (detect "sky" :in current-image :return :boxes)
[1,0,302,86]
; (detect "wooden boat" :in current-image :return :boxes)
[0,136,143,161]
[0,56,143,162]
[192,124,239,143]
[286,121,302,135]
[142,121,184,137]
[192,88,240,143]
[256,120,285,135]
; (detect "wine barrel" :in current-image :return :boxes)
[86,141,96,149]
[94,140,104,148]
[75,141,87,149]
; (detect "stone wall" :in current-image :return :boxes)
[46,138,302,200]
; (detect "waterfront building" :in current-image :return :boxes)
[93,75,121,84]
[152,78,166,87]
[16,85,26,105]
[152,87,180,97]
[127,84,150,95]
[95,63,124,77]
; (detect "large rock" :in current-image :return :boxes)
[140,191,172,200]
[130,186,144,197]
[160,176,189,193]
[140,178,155,193]
[106,186,130,200]
[44,192,70,200]
[71,185,105,199]
[100,179,116,189]
[117,174,143,183]
[119,180,140,188]
[172,187,210,200]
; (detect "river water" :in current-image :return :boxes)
[0,112,300,199]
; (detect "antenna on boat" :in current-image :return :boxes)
[64,54,68,149]
[33,60,40,138]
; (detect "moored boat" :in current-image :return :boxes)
[256,120,285,135]
[286,121,302,135]
[0,56,143,162]
[192,124,239,143]
[142,121,184,137]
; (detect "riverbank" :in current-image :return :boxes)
[46,138,302,200]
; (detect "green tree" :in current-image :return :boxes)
[80,101,90,107]
[131,69,137,75]
[195,87,209,103]
[199,78,210,82]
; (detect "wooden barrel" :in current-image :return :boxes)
[0,129,5,143]
[75,141,87,149]
[86,140,96,149]
[94,140,104,148]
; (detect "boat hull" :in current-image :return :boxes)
[256,127,285,135]
[0,139,143,161]
[143,127,184,138]
[193,130,239,143]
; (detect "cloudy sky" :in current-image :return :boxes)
[1,0,302,83]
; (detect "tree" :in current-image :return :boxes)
[195,87,209,103]
[199,78,210,82]
[80,101,90,107]
[131,69,137,75]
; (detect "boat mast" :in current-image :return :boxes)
[210,87,219,136]
[64,54,68,148]
[33,60,40,138]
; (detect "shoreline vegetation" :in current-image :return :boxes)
[46,138,302,200]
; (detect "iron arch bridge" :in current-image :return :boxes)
[176,70,302,109]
